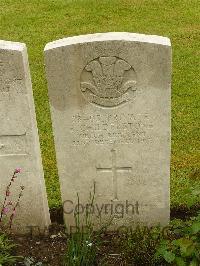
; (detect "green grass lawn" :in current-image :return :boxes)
[1,0,199,209]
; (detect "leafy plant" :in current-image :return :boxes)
[0,233,21,265]
[155,213,200,265]
[121,213,200,265]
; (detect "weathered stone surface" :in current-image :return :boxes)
[45,32,171,229]
[0,40,50,233]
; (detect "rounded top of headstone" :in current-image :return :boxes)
[0,40,26,51]
[44,32,171,51]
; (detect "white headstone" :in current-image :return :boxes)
[0,40,50,233]
[45,32,171,229]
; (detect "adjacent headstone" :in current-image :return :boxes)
[0,40,50,233]
[45,32,171,229]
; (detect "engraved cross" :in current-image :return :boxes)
[96,149,132,200]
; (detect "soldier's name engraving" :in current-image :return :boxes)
[71,113,153,145]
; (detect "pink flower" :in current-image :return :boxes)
[14,168,21,174]
[3,207,9,214]
[6,190,11,196]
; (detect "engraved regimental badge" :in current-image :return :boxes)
[80,56,137,107]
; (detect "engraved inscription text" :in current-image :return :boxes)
[71,113,153,145]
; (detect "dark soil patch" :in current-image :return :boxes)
[13,223,67,266]
[170,204,200,220]
[13,227,124,266]
[50,207,64,224]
